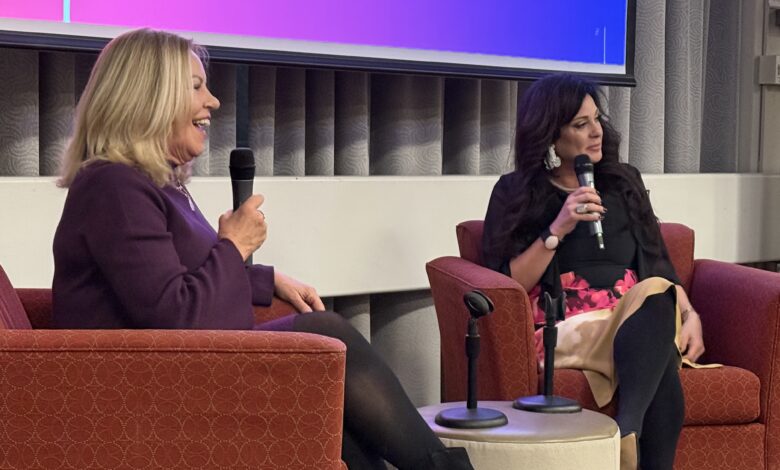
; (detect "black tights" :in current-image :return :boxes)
[613,287,685,469]
[292,311,445,469]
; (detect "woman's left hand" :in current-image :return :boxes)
[274,271,325,313]
[679,310,705,362]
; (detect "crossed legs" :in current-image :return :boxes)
[612,287,684,469]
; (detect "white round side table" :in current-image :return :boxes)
[417,401,619,470]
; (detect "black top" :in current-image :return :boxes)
[557,189,636,289]
[482,164,679,299]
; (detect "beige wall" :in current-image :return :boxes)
[4,174,780,291]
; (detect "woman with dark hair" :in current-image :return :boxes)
[53,28,473,470]
[482,74,705,470]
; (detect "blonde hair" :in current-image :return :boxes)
[59,28,204,187]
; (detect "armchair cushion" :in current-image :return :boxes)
[17,290,297,330]
[0,266,32,330]
[15,288,52,329]
[679,367,760,425]
[253,297,298,324]
[554,366,760,426]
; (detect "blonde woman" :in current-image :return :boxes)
[53,28,473,470]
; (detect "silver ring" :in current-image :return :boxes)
[575,203,588,214]
[257,209,265,219]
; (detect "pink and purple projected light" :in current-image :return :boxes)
[1,0,61,21]
[0,0,633,81]
[69,0,627,65]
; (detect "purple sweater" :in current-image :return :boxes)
[52,161,274,329]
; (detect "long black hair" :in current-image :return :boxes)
[492,73,662,260]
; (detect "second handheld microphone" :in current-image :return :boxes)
[573,154,605,250]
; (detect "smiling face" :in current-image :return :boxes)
[553,94,603,165]
[168,52,220,165]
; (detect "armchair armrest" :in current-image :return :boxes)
[689,259,780,423]
[689,260,780,375]
[426,256,538,402]
[0,329,346,470]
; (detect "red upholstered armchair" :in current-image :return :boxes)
[0,265,347,470]
[427,220,780,470]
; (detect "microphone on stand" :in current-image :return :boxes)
[435,290,508,429]
[229,147,256,265]
[513,291,582,413]
[574,154,605,250]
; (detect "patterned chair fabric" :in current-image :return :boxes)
[2,266,348,470]
[427,220,780,470]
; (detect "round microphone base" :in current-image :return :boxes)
[513,395,582,414]
[434,406,508,429]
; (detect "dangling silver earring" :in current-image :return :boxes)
[545,145,561,170]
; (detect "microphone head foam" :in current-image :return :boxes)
[229,147,255,168]
[229,147,255,179]
[574,154,593,175]
[463,290,495,318]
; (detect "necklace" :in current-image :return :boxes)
[548,178,577,193]
[174,179,196,211]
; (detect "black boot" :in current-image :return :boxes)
[411,447,474,470]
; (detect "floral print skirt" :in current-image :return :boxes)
[537,276,681,408]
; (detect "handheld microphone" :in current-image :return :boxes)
[229,148,255,211]
[574,154,605,250]
[229,148,256,264]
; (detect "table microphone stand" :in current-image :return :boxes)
[513,291,582,413]
[435,290,508,429]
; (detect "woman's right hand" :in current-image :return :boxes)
[549,187,605,237]
[508,186,605,291]
[218,194,267,261]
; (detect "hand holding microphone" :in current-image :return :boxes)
[547,155,605,249]
[218,147,264,263]
[574,154,605,249]
[550,187,603,236]
[218,194,267,262]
